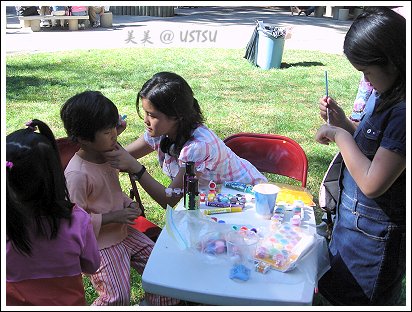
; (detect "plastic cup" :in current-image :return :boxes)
[200,232,227,258]
[226,230,259,268]
[253,183,280,219]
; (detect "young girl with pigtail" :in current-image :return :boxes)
[6,119,100,306]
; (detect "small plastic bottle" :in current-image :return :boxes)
[183,161,195,207]
[291,215,301,226]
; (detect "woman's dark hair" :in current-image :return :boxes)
[6,119,73,256]
[343,6,405,111]
[136,72,204,156]
[60,90,119,142]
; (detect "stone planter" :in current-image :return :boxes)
[315,6,325,17]
[332,6,343,20]
[353,7,364,19]
[338,8,349,21]
[100,12,112,27]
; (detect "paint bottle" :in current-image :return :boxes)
[186,177,199,210]
[183,161,195,207]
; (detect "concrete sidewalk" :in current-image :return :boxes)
[4,6,352,55]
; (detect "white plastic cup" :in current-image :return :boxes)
[226,230,259,267]
[253,183,280,219]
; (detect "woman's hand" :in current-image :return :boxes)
[103,143,141,173]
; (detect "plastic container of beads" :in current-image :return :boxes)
[254,223,315,272]
[197,231,227,256]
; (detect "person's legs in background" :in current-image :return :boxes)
[305,6,317,16]
[71,7,89,29]
[88,6,104,28]
[298,6,317,16]
[39,6,51,27]
[290,6,301,15]
[39,6,50,15]
[51,6,66,27]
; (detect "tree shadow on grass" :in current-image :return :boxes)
[6,76,67,100]
[280,61,324,68]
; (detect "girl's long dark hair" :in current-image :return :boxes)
[343,7,405,111]
[6,119,73,256]
[137,72,204,156]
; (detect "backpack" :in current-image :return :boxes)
[318,152,343,239]
[19,6,39,16]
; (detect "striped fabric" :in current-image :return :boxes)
[88,226,179,305]
[144,124,267,189]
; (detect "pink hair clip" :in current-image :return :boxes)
[6,161,14,169]
[25,120,37,131]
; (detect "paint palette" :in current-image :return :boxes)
[254,223,315,272]
[275,183,315,206]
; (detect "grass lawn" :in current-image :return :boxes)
[5,47,406,306]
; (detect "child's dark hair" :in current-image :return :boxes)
[60,90,119,142]
[6,119,73,256]
[137,72,204,156]
[344,6,405,111]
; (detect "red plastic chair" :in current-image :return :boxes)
[56,137,161,242]
[223,133,308,188]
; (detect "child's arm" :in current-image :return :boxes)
[65,171,101,236]
[316,125,405,198]
[334,130,405,198]
[101,203,143,225]
[136,165,186,209]
[105,143,187,208]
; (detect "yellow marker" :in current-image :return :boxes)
[203,207,243,215]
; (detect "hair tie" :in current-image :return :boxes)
[25,120,37,131]
[6,161,14,169]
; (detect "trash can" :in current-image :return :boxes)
[256,31,285,70]
[244,21,287,70]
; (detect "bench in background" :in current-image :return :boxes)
[18,15,90,31]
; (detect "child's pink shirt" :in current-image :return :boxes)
[65,153,134,249]
[7,205,100,282]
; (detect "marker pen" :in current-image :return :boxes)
[203,207,243,215]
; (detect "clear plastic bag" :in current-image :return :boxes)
[165,206,232,263]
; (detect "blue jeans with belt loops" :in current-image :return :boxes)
[318,170,405,305]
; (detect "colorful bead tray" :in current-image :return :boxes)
[254,223,315,272]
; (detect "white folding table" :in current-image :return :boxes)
[142,185,327,306]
